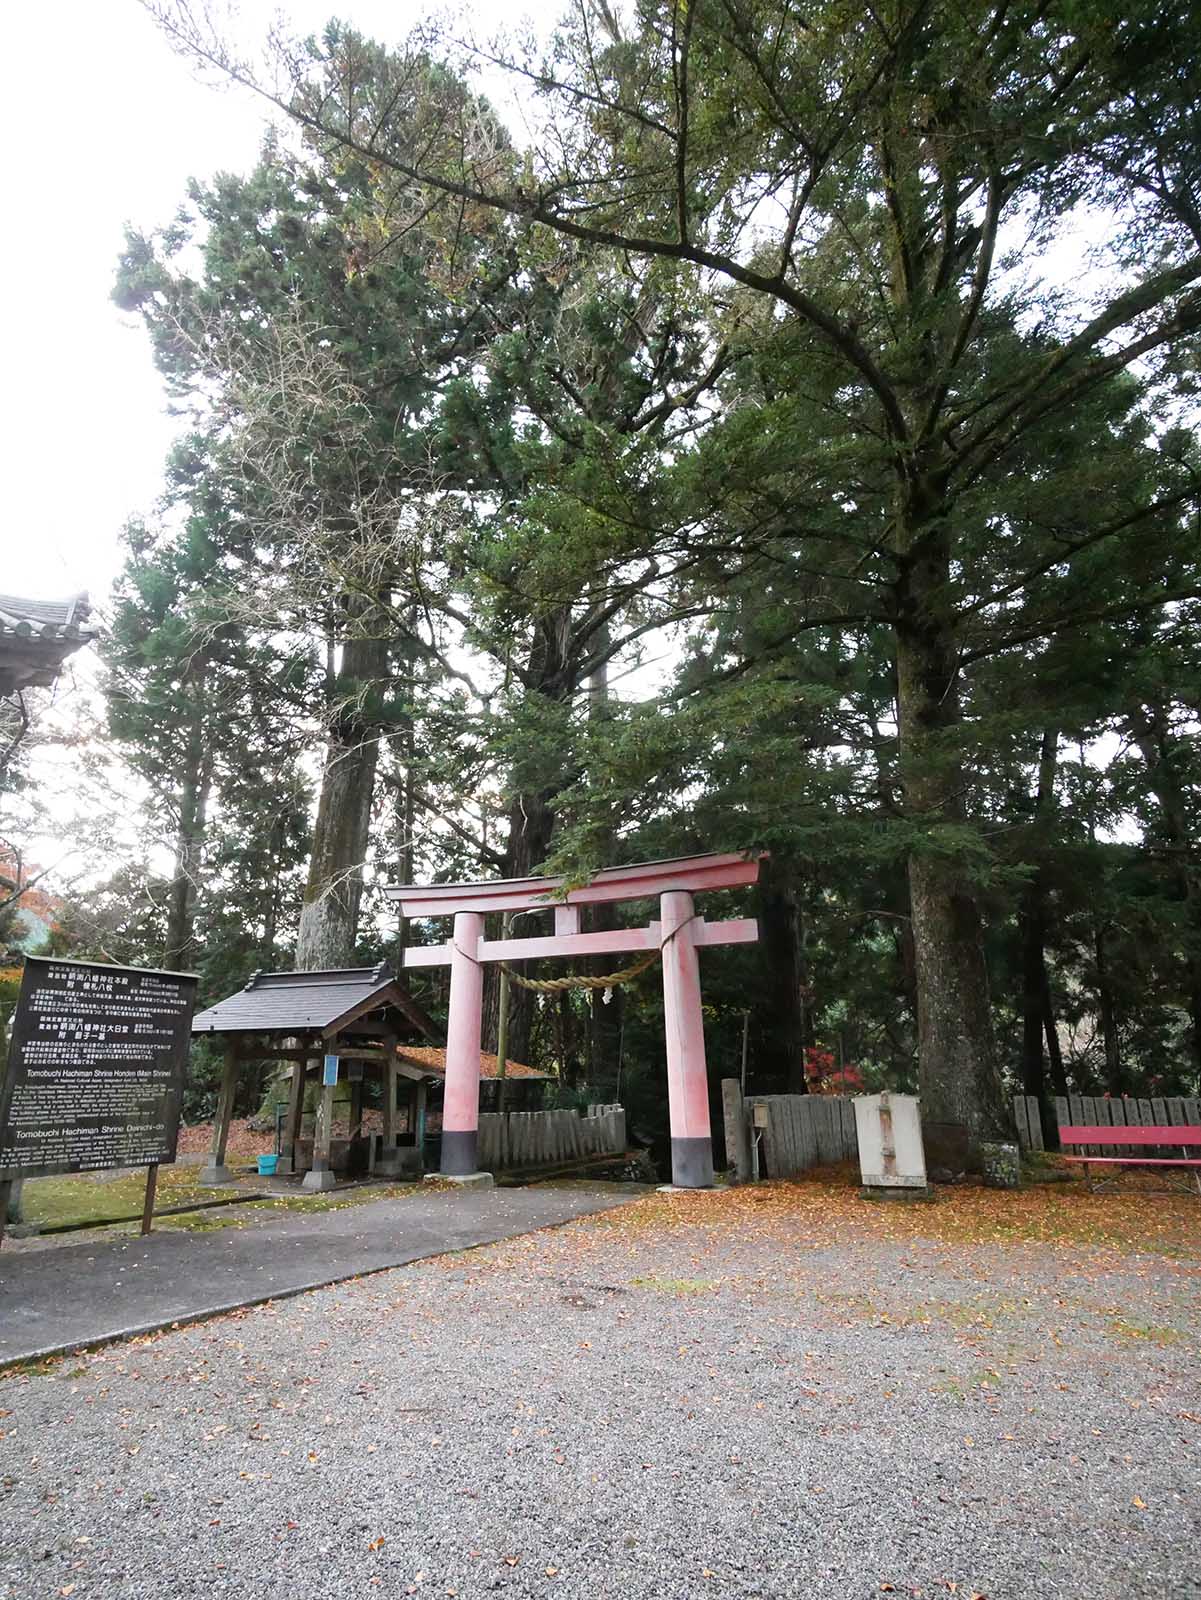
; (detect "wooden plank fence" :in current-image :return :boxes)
[744,1094,858,1179]
[1013,1095,1201,1154]
[1011,1095,1044,1152]
[477,1104,626,1174]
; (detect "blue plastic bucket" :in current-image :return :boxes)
[257,1154,279,1177]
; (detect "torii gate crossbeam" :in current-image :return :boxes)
[384,853,763,1189]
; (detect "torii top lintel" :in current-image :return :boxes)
[383,852,762,920]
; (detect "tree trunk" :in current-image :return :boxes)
[894,532,1009,1163]
[584,898,625,1095]
[583,627,625,1094]
[1019,893,1048,1101]
[295,630,386,971]
[1019,730,1061,1103]
[395,759,416,957]
[492,610,573,1062]
[1043,991,1068,1097]
[1094,921,1124,1095]
[163,659,214,970]
[755,858,812,1093]
[1128,702,1201,1087]
[494,783,556,1065]
[262,814,285,958]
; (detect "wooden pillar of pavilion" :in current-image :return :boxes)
[348,1072,364,1137]
[303,1070,338,1192]
[415,1080,428,1165]
[276,1057,309,1176]
[200,1046,240,1186]
[376,1037,403,1177]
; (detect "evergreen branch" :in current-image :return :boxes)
[952,257,1201,478]
[959,484,1201,621]
[381,771,507,870]
[141,1,913,446]
[961,587,1201,667]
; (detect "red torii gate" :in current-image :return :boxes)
[385,853,762,1189]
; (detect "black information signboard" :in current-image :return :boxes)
[0,957,198,1180]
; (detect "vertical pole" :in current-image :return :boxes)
[440,910,486,1178]
[377,1039,401,1178]
[277,1057,308,1177]
[303,1071,338,1191]
[0,1179,11,1249]
[722,1079,752,1183]
[201,1046,240,1185]
[141,1163,158,1235]
[496,914,512,1116]
[415,1080,428,1170]
[661,890,715,1187]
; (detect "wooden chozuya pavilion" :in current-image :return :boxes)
[191,964,439,1191]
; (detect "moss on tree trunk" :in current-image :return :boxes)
[895,528,1010,1158]
[295,631,385,972]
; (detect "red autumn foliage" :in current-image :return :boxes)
[803,1046,864,1096]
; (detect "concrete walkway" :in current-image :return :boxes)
[0,1183,642,1365]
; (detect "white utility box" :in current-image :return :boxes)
[854,1092,927,1189]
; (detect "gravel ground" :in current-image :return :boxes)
[1,1180,1198,1600]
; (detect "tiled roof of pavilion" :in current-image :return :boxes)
[191,964,438,1041]
[395,1045,549,1081]
[0,593,97,694]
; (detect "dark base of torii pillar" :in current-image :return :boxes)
[426,1129,493,1188]
[669,1137,716,1188]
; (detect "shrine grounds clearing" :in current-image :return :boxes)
[0,1176,1197,1599]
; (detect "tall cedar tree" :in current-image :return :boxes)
[145,3,1201,1132]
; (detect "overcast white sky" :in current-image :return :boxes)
[0,0,511,611]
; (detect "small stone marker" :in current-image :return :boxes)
[721,1079,751,1183]
[979,1140,1021,1188]
[854,1092,927,1193]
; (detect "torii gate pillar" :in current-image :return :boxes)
[660,891,715,1188]
[442,911,485,1177]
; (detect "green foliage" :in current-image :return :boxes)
[99,4,1201,1137]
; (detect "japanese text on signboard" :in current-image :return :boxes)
[0,958,197,1179]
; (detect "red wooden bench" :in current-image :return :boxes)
[1058,1124,1201,1193]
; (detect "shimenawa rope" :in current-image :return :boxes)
[452,914,699,995]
